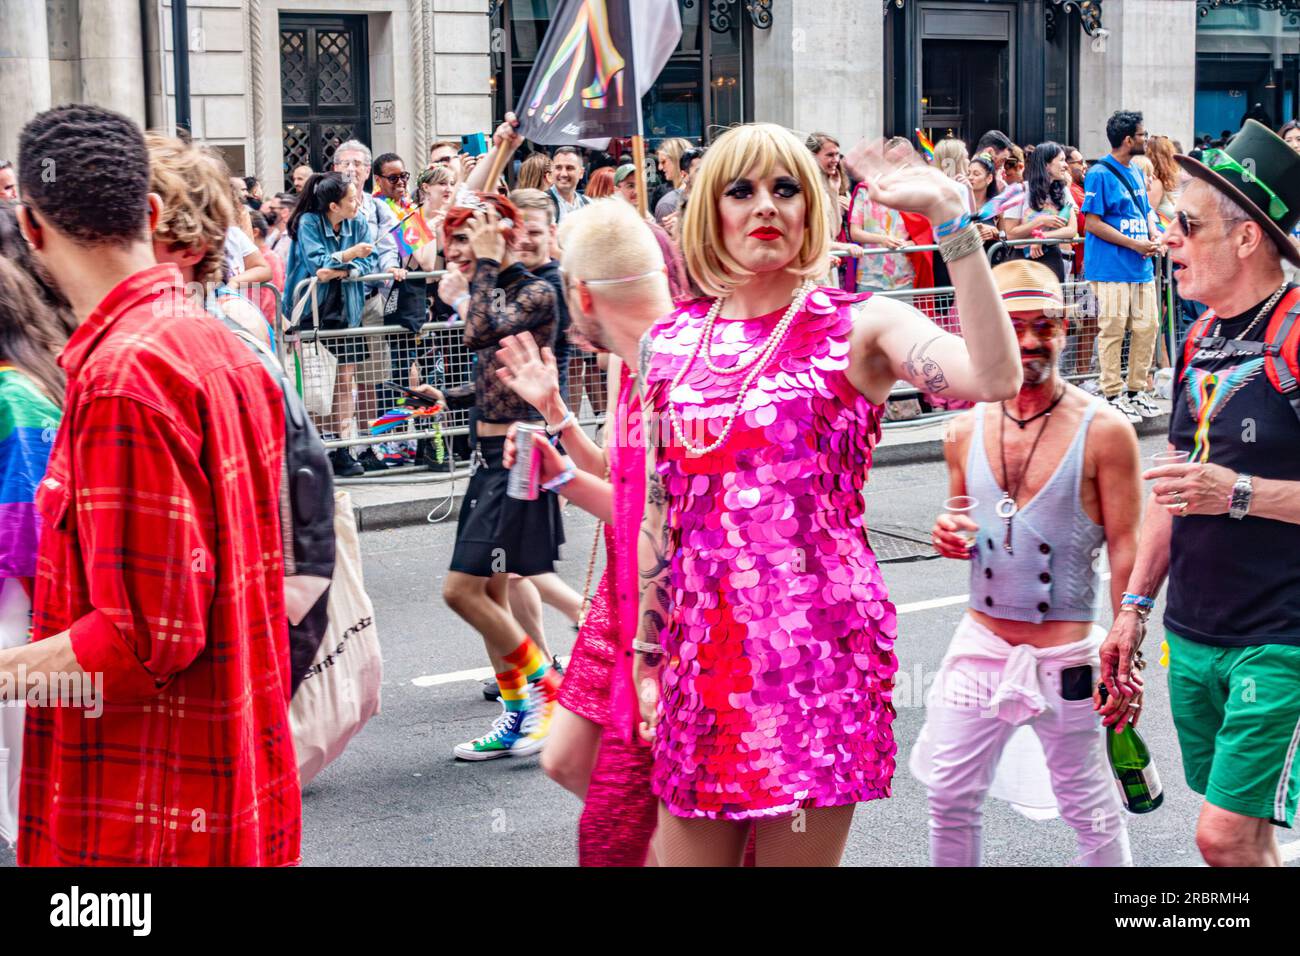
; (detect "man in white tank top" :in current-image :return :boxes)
[911,260,1144,866]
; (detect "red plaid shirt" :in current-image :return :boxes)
[20,265,301,866]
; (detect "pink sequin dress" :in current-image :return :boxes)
[642,286,900,821]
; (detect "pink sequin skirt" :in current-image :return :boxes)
[652,561,900,822]
[557,569,616,727]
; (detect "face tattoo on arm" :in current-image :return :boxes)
[902,334,952,394]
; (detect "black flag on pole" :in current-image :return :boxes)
[513,0,680,146]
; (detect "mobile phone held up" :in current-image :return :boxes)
[461,132,489,157]
[383,381,441,410]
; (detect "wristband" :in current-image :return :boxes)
[452,293,470,312]
[935,212,972,240]
[633,640,665,655]
[546,410,577,436]
[1121,593,1155,610]
[541,468,575,492]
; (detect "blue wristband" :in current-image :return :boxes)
[935,212,972,240]
[541,468,575,492]
[1121,592,1155,610]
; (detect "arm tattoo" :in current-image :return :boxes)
[639,526,670,581]
[646,472,666,510]
[902,334,950,394]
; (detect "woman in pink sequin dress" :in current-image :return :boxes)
[635,124,1024,865]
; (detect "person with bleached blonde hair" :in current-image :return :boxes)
[634,122,1022,866]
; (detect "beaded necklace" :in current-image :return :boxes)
[666,280,816,456]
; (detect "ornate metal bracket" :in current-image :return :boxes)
[684,0,773,31]
[885,0,1106,38]
[1197,0,1300,27]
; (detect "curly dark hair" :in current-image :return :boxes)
[18,104,151,246]
[1106,110,1144,149]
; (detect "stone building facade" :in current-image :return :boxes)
[3,1,1291,193]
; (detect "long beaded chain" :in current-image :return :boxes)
[666,280,815,456]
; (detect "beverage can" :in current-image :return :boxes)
[507,423,546,500]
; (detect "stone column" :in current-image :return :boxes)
[752,0,882,143]
[1077,0,1197,157]
[0,0,52,163]
[78,0,147,124]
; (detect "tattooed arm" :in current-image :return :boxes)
[633,338,672,742]
[846,284,1022,407]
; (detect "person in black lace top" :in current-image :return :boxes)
[421,195,557,422]
[412,191,567,762]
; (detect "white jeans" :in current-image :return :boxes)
[921,615,1132,867]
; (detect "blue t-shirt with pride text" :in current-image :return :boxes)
[1081,158,1154,284]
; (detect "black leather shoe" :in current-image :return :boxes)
[357,448,390,472]
[330,449,364,477]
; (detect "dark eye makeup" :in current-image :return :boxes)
[723,176,803,200]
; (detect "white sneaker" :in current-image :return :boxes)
[1109,394,1142,425]
[452,700,545,761]
[1129,391,1161,418]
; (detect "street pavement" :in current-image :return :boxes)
[3,426,1297,868]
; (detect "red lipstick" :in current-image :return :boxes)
[749,227,782,241]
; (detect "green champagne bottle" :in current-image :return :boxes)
[1098,684,1163,814]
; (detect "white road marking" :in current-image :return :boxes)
[408,576,1111,687]
[1282,839,1300,864]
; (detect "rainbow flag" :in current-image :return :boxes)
[975,182,1026,222]
[0,367,61,579]
[915,128,935,163]
[390,208,435,259]
[1156,210,1173,234]
[370,404,442,435]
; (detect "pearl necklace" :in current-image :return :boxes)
[666,280,815,456]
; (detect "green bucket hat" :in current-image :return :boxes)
[1175,119,1300,266]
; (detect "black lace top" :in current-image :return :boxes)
[442,259,557,424]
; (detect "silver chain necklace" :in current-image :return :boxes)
[1213,282,1288,341]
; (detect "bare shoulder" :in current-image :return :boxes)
[1082,391,1140,460]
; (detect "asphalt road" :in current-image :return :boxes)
[3,427,1296,868]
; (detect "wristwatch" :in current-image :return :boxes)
[1229,473,1254,520]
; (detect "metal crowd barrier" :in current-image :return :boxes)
[278,273,607,469]
[256,235,1177,465]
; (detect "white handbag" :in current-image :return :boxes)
[289,278,339,419]
[290,491,382,787]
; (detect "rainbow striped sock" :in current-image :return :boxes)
[504,636,559,700]
[496,664,529,712]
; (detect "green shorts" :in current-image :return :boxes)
[1166,629,1300,826]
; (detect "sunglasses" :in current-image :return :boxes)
[381,172,410,184]
[1011,317,1065,336]
[1173,210,1246,238]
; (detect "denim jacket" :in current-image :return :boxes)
[284,212,379,328]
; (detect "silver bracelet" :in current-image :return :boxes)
[939,224,984,263]
[633,639,664,655]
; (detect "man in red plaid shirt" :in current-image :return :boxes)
[0,105,300,865]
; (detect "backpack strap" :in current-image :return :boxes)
[1262,286,1300,425]
[1181,310,1218,379]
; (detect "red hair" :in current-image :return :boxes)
[585,167,615,199]
[441,192,521,246]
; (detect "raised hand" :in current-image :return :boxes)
[494,333,561,412]
[466,206,507,262]
[844,137,966,224]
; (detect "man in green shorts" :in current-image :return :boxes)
[1099,120,1300,866]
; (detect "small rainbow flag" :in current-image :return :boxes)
[975,182,1026,222]
[391,208,435,259]
[1156,210,1173,234]
[915,128,936,163]
[370,404,442,435]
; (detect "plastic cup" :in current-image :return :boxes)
[943,495,979,548]
[1147,450,1189,480]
